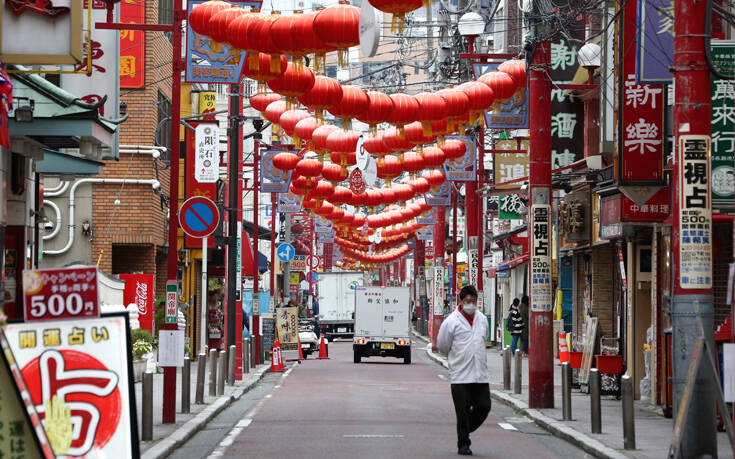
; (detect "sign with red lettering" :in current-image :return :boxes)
[120,0,146,88]
[5,314,139,458]
[22,267,100,322]
[617,0,665,184]
[600,186,671,225]
[186,121,218,249]
[119,274,154,333]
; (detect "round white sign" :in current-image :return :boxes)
[359,2,380,58]
[355,136,369,170]
[363,156,378,186]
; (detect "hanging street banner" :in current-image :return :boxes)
[443,136,476,181]
[5,314,139,458]
[119,273,154,334]
[425,181,450,206]
[472,62,529,129]
[494,139,529,188]
[417,225,433,241]
[433,263,445,316]
[194,123,219,183]
[261,150,294,193]
[499,195,526,219]
[417,207,436,225]
[22,267,100,322]
[636,0,674,84]
[618,0,666,185]
[530,204,553,312]
[711,42,735,208]
[185,0,261,83]
[315,215,333,233]
[120,0,146,88]
[678,135,712,289]
[185,121,218,249]
[279,191,304,213]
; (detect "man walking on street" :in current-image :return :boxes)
[520,295,529,355]
[437,285,491,456]
[508,298,524,355]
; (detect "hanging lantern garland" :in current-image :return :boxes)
[312,1,361,67]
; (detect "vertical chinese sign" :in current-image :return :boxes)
[678,136,712,289]
[185,121,219,249]
[711,42,735,208]
[617,0,666,185]
[120,0,145,89]
[531,205,552,312]
[494,139,529,220]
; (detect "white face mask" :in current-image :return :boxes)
[462,304,477,315]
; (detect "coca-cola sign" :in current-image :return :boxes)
[120,274,154,333]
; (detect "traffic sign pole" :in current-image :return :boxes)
[200,237,208,355]
[270,192,277,312]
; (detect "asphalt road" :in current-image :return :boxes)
[171,341,592,458]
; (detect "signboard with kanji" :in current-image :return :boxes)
[185,121,218,249]
[5,314,139,458]
[290,255,307,271]
[711,42,735,208]
[22,267,100,322]
[119,0,145,88]
[494,139,529,189]
[165,282,178,324]
[261,150,293,193]
[443,136,476,182]
[678,135,712,289]
[499,195,526,219]
[194,124,219,183]
[530,204,552,312]
[279,191,304,213]
[417,226,433,241]
[472,62,529,130]
[425,181,450,206]
[275,307,299,359]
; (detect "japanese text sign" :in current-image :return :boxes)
[417,225,433,241]
[22,267,100,322]
[416,207,436,225]
[165,282,177,324]
[185,0,261,83]
[494,139,529,188]
[636,0,674,84]
[185,121,218,249]
[618,0,666,184]
[711,42,735,207]
[425,180,450,206]
[275,307,299,352]
[315,215,333,233]
[290,255,307,271]
[279,190,304,213]
[120,0,146,88]
[443,136,476,181]
[260,150,293,193]
[531,204,552,312]
[433,264,444,315]
[119,274,154,334]
[499,195,526,219]
[678,135,712,289]
[195,123,219,183]
[473,62,529,129]
[5,315,138,458]
[549,31,585,169]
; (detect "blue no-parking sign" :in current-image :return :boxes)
[179,196,219,238]
[307,271,318,283]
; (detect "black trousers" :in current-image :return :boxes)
[450,383,491,449]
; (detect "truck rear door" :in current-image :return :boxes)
[354,289,383,336]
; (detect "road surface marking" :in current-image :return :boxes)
[498,423,518,431]
[343,434,405,438]
[265,394,272,398]
[208,419,252,457]
[437,374,448,380]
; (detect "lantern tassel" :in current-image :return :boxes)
[316,110,324,122]
[369,124,377,136]
[338,49,347,68]
[294,137,302,148]
[437,135,446,146]
[257,81,267,95]
[270,55,281,74]
[422,122,433,137]
[249,53,259,71]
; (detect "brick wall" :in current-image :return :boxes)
[92,0,173,282]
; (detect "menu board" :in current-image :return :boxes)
[261,318,276,352]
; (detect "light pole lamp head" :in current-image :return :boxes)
[578,43,601,69]
[458,12,485,37]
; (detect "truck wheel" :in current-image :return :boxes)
[302,352,308,359]
[403,349,411,365]
[354,349,361,363]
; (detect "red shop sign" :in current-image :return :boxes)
[601,186,671,225]
[119,273,155,334]
[617,0,665,185]
[22,267,100,321]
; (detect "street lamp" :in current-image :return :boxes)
[458,12,485,53]
[577,43,601,84]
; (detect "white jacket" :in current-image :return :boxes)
[436,309,490,384]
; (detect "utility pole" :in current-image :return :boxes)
[252,139,261,364]
[432,205,446,348]
[527,39,554,409]
[226,83,240,373]
[671,0,715,452]
[283,214,292,302]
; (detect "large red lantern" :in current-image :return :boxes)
[402,151,425,177]
[249,10,282,56]
[331,185,352,204]
[279,109,310,137]
[330,151,357,167]
[440,139,467,161]
[326,130,360,155]
[270,10,309,63]
[404,121,435,151]
[423,169,446,189]
[309,180,335,204]
[321,163,349,183]
[478,71,517,100]
[383,126,414,155]
[458,81,495,125]
[241,52,288,94]
[368,0,422,32]
[363,132,391,157]
[296,10,335,72]
[311,124,339,160]
[295,158,323,186]
[297,74,343,121]
[293,117,321,150]
[422,146,446,169]
[313,1,360,66]
[327,84,370,130]
[376,155,401,186]
[263,100,287,126]
[357,90,394,135]
[267,62,315,106]
[437,86,470,134]
[249,92,281,112]
[230,9,265,70]
[498,59,527,89]
[386,92,420,137]
[411,177,430,194]
[273,152,300,171]
[414,91,448,137]
[189,0,230,37]
[209,7,245,52]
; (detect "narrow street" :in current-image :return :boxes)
[172,341,591,458]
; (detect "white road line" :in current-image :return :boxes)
[437,374,448,380]
[498,422,518,431]
[343,434,405,438]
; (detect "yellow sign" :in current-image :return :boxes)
[495,139,530,189]
[198,91,216,115]
[290,273,300,285]
[275,307,299,352]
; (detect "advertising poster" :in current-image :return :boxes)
[22,267,100,322]
[119,0,145,88]
[260,150,294,193]
[279,191,304,213]
[530,204,553,312]
[119,273,154,333]
[275,307,299,359]
[443,136,476,181]
[5,314,139,458]
[711,42,735,207]
[290,255,307,271]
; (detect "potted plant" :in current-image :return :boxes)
[130,328,155,382]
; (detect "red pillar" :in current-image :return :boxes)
[528,40,554,409]
[476,127,485,296]
[269,191,276,326]
[252,141,261,364]
[234,84,244,379]
[451,185,458,306]
[432,206,446,347]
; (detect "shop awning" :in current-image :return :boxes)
[496,254,529,272]
[243,220,273,241]
[36,150,103,175]
[492,224,527,242]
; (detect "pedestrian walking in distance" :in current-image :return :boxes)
[508,298,524,355]
[437,285,491,456]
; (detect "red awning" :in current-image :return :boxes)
[496,254,529,271]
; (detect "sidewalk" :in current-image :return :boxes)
[413,331,733,459]
[135,359,270,459]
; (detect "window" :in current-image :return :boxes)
[159,0,173,43]
[157,90,171,159]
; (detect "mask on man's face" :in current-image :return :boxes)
[462,304,477,315]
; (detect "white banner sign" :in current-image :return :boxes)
[433,262,444,316]
[531,204,553,312]
[195,124,220,183]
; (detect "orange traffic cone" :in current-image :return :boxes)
[558,332,570,365]
[317,335,329,359]
[271,339,285,372]
[298,336,304,360]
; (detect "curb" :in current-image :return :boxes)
[420,346,629,459]
[142,365,271,459]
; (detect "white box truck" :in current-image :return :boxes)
[316,271,364,340]
[353,286,411,364]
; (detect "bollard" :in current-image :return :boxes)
[562,362,572,420]
[251,338,257,369]
[259,339,265,367]
[243,339,250,374]
[217,349,226,396]
[503,346,511,391]
[209,349,218,397]
[195,352,206,404]
[142,371,153,441]
[590,368,602,434]
[182,357,191,414]
[228,345,236,386]
[622,374,636,449]
[513,349,522,394]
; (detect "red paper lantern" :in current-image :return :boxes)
[297,74,343,121]
[321,163,349,183]
[331,185,352,204]
[309,180,335,200]
[353,214,366,227]
[279,109,310,137]
[380,188,397,205]
[293,117,321,149]
[404,121,435,148]
[376,155,401,185]
[368,0,422,32]
[440,139,467,161]
[422,146,446,168]
[263,100,287,125]
[327,84,369,130]
[330,207,345,222]
[273,152,299,171]
[479,71,517,100]
[329,151,356,167]
[498,59,527,89]
[313,1,360,66]
[423,169,446,188]
[437,86,470,134]
[311,124,340,160]
[365,190,382,209]
[357,90,394,135]
[394,183,414,202]
[241,52,288,94]
[411,177,430,194]
[386,93,420,133]
[230,9,264,68]
[326,129,360,154]
[295,158,323,185]
[268,62,315,102]
[457,81,495,125]
[383,126,414,153]
[414,91,448,137]
[189,0,230,37]
[250,10,282,55]
[316,201,335,216]
[402,151,425,176]
[363,132,391,157]
[249,92,281,112]
[270,10,309,59]
[209,6,245,46]
[296,10,335,72]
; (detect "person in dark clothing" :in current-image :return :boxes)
[520,295,529,354]
[508,298,524,354]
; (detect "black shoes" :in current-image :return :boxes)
[458,446,473,455]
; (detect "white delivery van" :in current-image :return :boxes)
[353,286,411,364]
[317,271,364,340]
